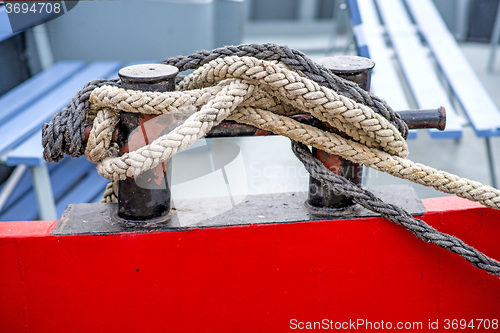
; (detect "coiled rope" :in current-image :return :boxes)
[42,43,408,163]
[41,44,500,278]
[162,43,408,139]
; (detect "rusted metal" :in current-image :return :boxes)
[306,56,375,212]
[205,115,323,138]
[117,64,178,222]
[398,107,446,130]
[205,120,270,137]
[317,55,375,91]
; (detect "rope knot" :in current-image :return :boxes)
[41,45,500,213]
[39,44,500,278]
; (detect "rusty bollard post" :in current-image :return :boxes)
[307,56,375,213]
[117,64,179,222]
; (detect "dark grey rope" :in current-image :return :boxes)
[42,78,120,162]
[291,140,500,278]
[162,43,408,139]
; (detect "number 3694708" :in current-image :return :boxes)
[5,2,61,15]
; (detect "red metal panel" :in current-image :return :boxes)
[0,197,499,332]
[0,220,58,238]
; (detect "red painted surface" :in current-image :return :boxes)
[0,220,58,238]
[1,196,499,332]
[121,114,174,184]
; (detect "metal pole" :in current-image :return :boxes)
[485,137,498,188]
[307,55,374,213]
[117,64,178,221]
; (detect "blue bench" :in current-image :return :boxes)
[348,0,500,186]
[0,6,124,220]
[0,60,121,221]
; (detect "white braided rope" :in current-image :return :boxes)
[85,56,500,210]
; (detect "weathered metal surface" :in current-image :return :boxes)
[317,55,375,90]
[117,64,178,221]
[1,196,499,332]
[205,120,270,138]
[398,106,446,131]
[53,185,424,235]
[307,56,373,212]
[118,63,177,90]
[398,107,446,130]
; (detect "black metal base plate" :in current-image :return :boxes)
[52,185,425,235]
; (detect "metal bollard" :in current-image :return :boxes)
[307,55,374,213]
[117,64,179,222]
